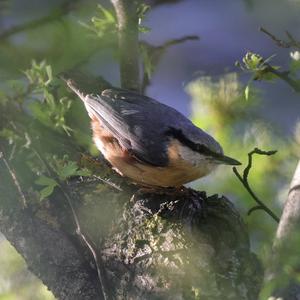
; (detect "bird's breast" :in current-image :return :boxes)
[90,117,216,187]
[166,138,217,183]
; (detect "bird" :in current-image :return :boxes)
[60,71,241,188]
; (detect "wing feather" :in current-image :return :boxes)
[82,88,238,167]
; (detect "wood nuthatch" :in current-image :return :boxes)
[61,72,241,187]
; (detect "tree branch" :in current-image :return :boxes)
[0,156,104,300]
[258,28,300,92]
[111,0,140,91]
[1,148,263,299]
[265,161,300,299]
[264,64,300,93]
[140,35,199,92]
[275,161,300,245]
[233,148,279,222]
[260,27,300,50]
[0,210,102,300]
[0,0,80,41]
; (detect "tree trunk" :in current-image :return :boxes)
[0,157,263,300]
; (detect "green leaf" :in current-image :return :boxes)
[98,4,115,23]
[0,128,21,145]
[56,160,92,180]
[137,4,151,33]
[35,175,58,200]
[35,175,58,187]
[242,52,263,70]
[290,55,300,74]
[57,161,79,180]
[245,85,250,100]
[81,4,116,38]
[75,168,92,177]
[140,44,154,79]
[139,25,151,33]
[137,3,150,20]
[24,60,53,88]
[45,65,53,86]
[39,185,56,200]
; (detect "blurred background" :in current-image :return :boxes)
[0,0,299,299]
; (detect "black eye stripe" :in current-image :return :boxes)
[165,127,241,166]
[165,127,218,157]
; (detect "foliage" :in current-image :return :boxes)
[79,4,117,38]
[0,0,300,299]
[26,60,73,135]
[0,60,93,203]
[137,3,151,33]
[0,13,100,295]
[236,52,279,99]
[237,49,300,97]
[186,72,297,253]
[233,30,300,299]
[290,50,300,73]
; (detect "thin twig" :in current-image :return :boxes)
[260,27,300,50]
[260,27,291,48]
[93,175,123,192]
[0,151,27,208]
[60,187,109,300]
[259,28,300,92]
[233,148,280,223]
[247,205,263,216]
[141,35,199,92]
[160,35,199,48]
[264,64,300,93]
[34,152,109,300]
[0,0,80,41]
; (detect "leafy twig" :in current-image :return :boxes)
[237,52,300,93]
[260,27,291,48]
[263,63,300,93]
[233,148,280,223]
[93,175,123,192]
[258,28,300,92]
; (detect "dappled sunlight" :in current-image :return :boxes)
[0,237,55,300]
[186,72,297,255]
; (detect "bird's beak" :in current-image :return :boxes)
[215,155,241,166]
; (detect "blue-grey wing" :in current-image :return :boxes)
[84,88,223,166]
[84,89,172,166]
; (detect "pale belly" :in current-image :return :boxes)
[93,133,217,187]
[108,158,216,187]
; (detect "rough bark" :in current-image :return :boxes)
[0,1,263,298]
[0,210,101,300]
[0,155,263,300]
[275,161,300,244]
[267,161,300,299]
